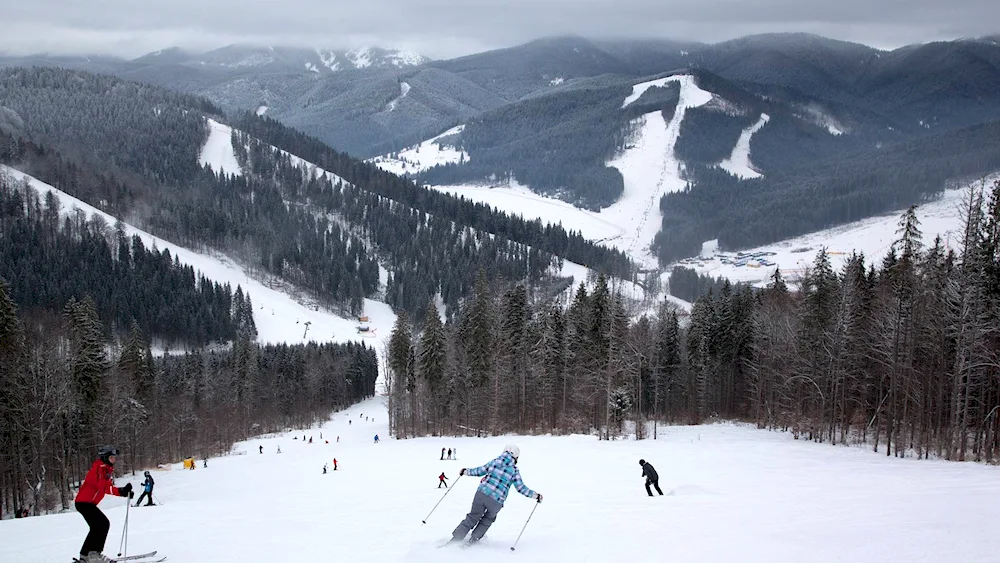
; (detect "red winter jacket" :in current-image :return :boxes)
[75,459,119,504]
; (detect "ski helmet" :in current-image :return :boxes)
[98,445,119,464]
[144,471,150,477]
[639,459,646,466]
[504,444,520,459]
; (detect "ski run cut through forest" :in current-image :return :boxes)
[2,396,999,563]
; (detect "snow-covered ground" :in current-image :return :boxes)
[3,395,998,563]
[371,125,468,176]
[681,185,977,286]
[719,113,769,179]
[199,119,243,177]
[604,75,714,268]
[1,166,395,349]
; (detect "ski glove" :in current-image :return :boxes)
[119,483,133,498]
[459,468,466,476]
[535,493,543,503]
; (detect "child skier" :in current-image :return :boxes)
[439,472,449,488]
[75,445,133,563]
[134,471,155,507]
[451,445,542,544]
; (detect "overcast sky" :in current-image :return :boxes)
[2,0,997,59]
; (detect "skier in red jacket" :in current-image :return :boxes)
[75,445,133,563]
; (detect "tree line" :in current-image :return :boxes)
[0,274,377,518]
[386,181,1000,465]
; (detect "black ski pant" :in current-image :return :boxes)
[439,480,448,488]
[646,478,664,496]
[136,490,153,506]
[75,501,110,556]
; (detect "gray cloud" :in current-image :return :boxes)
[2,0,998,59]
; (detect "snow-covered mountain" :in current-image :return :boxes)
[134,44,430,73]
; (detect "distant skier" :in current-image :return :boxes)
[337,436,340,443]
[333,458,338,471]
[277,446,282,454]
[259,445,263,454]
[451,445,542,544]
[441,447,446,460]
[639,459,663,496]
[439,472,449,488]
[349,420,352,426]
[309,437,313,444]
[134,471,154,507]
[374,434,379,443]
[203,459,208,468]
[323,464,328,474]
[447,448,453,460]
[75,445,133,563]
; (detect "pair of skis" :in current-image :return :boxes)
[73,550,165,562]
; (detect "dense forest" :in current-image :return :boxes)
[387,181,1000,465]
[655,119,1000,263]
[417,79,680,209]
[0,170,380,517]
[0,67,635,324]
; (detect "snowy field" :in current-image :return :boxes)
[1,166,396,348]
[199,119,243,178]
[683,184,980,286]
[371,125,468,176]
[2,396,998,563]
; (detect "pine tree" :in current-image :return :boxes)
[419,299,447,429]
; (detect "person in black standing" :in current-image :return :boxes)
[639,459,663,496]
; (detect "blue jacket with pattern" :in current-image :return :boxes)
[466,452,536,505]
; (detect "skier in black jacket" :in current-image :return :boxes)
[134,471,154,506]
[639,459,663,496]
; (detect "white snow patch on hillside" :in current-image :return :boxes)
[317,49,340,71]
[304,62,319,73]
[719,113,770,179]
[621,76,674,108]
[347,47,373,68]
[385,82,411,112]
[199,119,243,177]
[680,185,979,287]
[549,77,565,86]
[255,105,268,116]
[605,75,714,268]
[4,396,998,563]
[801,104,845,135]
[371,125,468,175]
[1,166,394,349]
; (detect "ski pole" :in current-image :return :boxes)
[118,498,131,557]
[510,500,540,551]
[421,474,461,524]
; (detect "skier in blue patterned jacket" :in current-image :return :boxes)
[451,444,542,543]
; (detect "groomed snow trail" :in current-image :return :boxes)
[604,75,714,269]
[2,397,998,563]
[199,119,243,177]
[719,113,770,179]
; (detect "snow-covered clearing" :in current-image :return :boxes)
[604,75,714,269]
[199,119,243,177]
[371,125,468,176]
[680,184,978,286]
[620,76,675,109]
[3,395,997,563]
[719,113,770,179]
[255,105,268,116]
[1,166,395,349]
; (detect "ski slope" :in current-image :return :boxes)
[719,113,769,179]
[604,75,714,268]
[199,119,243,177]
[371,125,468,176]
[2,396,998,563]
[0,166,395,349]
[681,184,979,286]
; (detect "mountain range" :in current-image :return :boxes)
[3,32,1000,265]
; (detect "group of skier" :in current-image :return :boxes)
[73,421,663,558]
